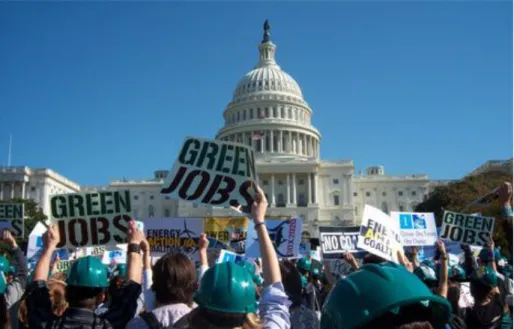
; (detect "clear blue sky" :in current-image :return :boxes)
[0,2,512,186]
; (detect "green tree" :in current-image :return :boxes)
[415,171,513,258]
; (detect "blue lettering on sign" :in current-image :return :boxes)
[400,214,413,229]
[36,236,43,248]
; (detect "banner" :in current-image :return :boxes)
[357,205,403,262]
[390,212,438,246]
[204,217,248,253]
[161,137,257,210]
[144,218,204,260]
[0,203,24,237]
[440,211,495,247]
[50,190,133,249]
[245,217,302,258]
[319,226,363,259]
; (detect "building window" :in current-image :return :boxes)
[382,191,386,197]
[263,180,269,186]
[134,195,139,200]
[148,205,155,217]
[353,192,357,197]
[298,179,304,185]
[412,191,417,196]
[301,231,311,243]
[277,193,284,204]
[150,195,154,200]
[398,191,404,196]
[31,186,36,192]
[278,180,283,185]
[333,179,339,184]
[399,205,405,211]
[366,192,371,197]
[164,208,171,217]
[381,202,388,214]
[250,108,254,119]
[334,195,340,206]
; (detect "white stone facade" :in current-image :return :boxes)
[0,166,80,216]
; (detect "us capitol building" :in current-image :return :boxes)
[0,22,434,239]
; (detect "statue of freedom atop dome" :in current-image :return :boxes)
[262,19,271,43]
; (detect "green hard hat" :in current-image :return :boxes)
[253,274,264,287]
[414,264,438,283]
[297,257,312,271]
[0,256,10,273]
[448,265,466,282]
[478,248,501,264]
[312,267,321,278]
[194,262,258,314]
[321,262,451,329]
[301,274,307,288]
[5,265,15,275]
[471,266,498,288]
[0,272,6,294]
[237,260,256,276]
[113,264,127,278]
[66,256,109,288]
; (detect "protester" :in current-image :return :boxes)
[173,184,291,329]
[26,221,143,329]
[0,270,11,329]
[0,230,27,329]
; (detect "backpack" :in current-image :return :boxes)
[140,311,175,329]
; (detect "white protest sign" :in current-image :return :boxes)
[161,137,257,210]
[50,190,134,249]
[144,218,204,260]
[440,211,495,247]
[328,258,362,277]
[0,203,24,237]
[216,249,246,264]
[390,212,438,246]
[102,249,127,265]
[245,217,302,258]
[357,205,403,262]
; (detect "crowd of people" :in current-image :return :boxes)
[0,183,512,329]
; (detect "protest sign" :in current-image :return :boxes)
[390,212,438,246]
[440,211,495,247]
[50,190,133,249]
[102,249,127,265]
[299,242,311,257]
[144,218,204,260]
[327,258,362,277]
[56,260,74,273]
[319,226,363,259]
[216,249,246,264]
[245,217,302,258]
[161,137,257,210]
[204,217,248,253]
[0,203,24,237]
[357,205,403,262]
[468,189,499,207]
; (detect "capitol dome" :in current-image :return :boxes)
[217,20,321,160]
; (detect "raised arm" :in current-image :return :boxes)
[435,240,448,298]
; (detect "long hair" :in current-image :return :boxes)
[0,293,11,329]
[184,307,262,329]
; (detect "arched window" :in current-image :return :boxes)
[148,205,155,217]
[164,208,171,217]
[381,202,389,214]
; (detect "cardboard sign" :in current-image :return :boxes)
[391,212,438,246]
[357,205,403,262]
[144,218,204,260]
[56,260,74,273]
[50,190,133,249]
[216,249,246,264]
[204,217,248,254]
[102,249,127,265]
[440,211,495,247]
[161,137,257,209]
[319,226,363,259]
[0,203,24,237]
[328,258,362,277]
[245,217,302,258]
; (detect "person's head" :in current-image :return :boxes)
[470,266,498,303]
[478,248,501,267]
[446,281,461,316]
[152,252,197,307]
[190,261,261,329]
[279,261,303,308]
[321,262,451,329]
[65,256,109,309]
[413,264,438,289]
[362,253,387,265]
[296,257,311,277]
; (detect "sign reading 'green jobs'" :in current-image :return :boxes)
[161,137,257,210]
[0,203,24,237]
[50,190,133,249]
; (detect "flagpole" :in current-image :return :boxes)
[7,134,12,167]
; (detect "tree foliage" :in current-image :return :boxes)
[415,171,513,258]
